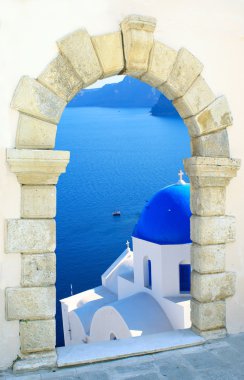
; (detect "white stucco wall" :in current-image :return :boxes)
[0,0,244,370]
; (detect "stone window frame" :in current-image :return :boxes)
[5,14,240,372]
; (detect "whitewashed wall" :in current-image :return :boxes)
[0,0,244,370]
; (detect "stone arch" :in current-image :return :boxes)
[5,14,240,372]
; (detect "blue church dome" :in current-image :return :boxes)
[133,178,191,245]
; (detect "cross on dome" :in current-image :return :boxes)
[177,169,186,185]
[126,240,130,250]
[178,170,183,181]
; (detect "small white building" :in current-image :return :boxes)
[61,172,192,345]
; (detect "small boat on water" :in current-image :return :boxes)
[112,211,121,216]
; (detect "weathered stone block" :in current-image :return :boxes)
[191,271,235,302]
[158,48,203,100]
[57,29,102,87]
[141,41,177,87]
[21,186,56,219]
[6,219,55,253]
[16,113,57,150]
[13,350,57,373]
[38,54,82,101]
[191,215,235,245]
[20,319,55,353]
[6,286,55,320]
[191,186,226,216]
[184,96,232,137]
[191,325,226,339]
[21,253,56,287]
[7,148,70,185]
[92,32,124,78]
[191,299,225,330]
[121,15,156,76]
[191,129,230,158]
[184,157,241,187]
[191,244,225,274]
[173,76,215,118]
[11,76,66,124]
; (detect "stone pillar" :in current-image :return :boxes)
[184,157,240,338]
[6,149,70,372]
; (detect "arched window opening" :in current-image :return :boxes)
[55,74,190,347]
[144,257,152,289]
[110,332,117,340]
[179,261,191,293]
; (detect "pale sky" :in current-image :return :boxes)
[87,75,125,89]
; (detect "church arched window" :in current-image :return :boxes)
[110,333,117,340]
[144,257,152,289]
[179,260,191,293]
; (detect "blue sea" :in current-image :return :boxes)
[55,106,190,346]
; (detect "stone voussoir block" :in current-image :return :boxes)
[120,14,156,76]
[11,76,66,124]
[184,157,241,187]
[7,148,70,185]
[191,129,230,158]
[21,185,56,219]
[184,96,232,138]
[21,253,56,287]
[6,219,56,254]
[20,319,55,354]
[191,271,236,302]
[191,243,225,274]
[57,28,102,87]
[16,113,57,150]
[191,215,235,245]
[92,32,124,78]
[6,286,55,320]
[141,40,177,87]
[191,299,226,331]
[38,54,82,102]
[158,48,203,100]
[173,75,215,118]
[191,186,226,216]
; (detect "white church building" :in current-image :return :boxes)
[61,172,192,345]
